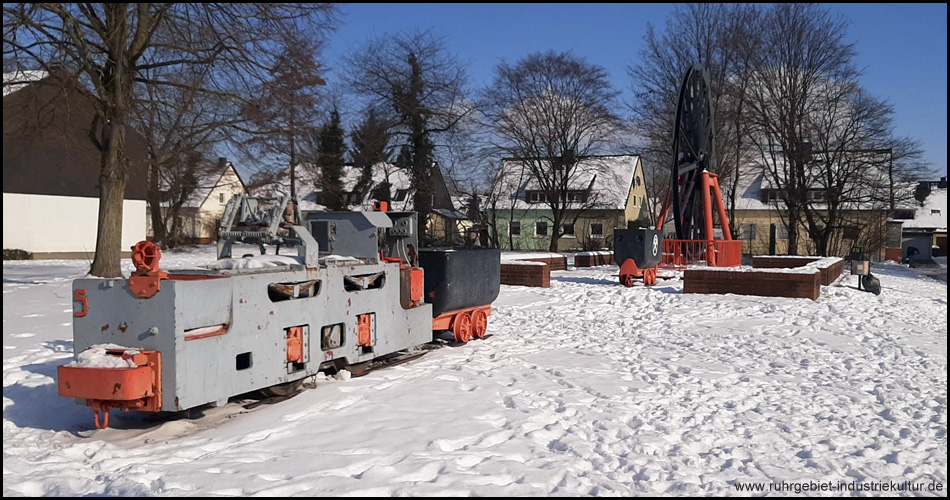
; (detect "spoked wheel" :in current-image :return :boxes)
[621,274,635,288]
[472,309,489,339]
[452,312,473,343]
[671,64,716,241]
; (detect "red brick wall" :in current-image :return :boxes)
[752,256,843,285]
[574,253,615,267]
[520,256,567,271]
[500,262,550,287]
[684,269,821,300]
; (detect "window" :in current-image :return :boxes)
[843,225,860,240]
[535,221,548,237]
[565,191,585,203]
[740,223,758,240]
[526,190,548,203]
[765,190,781,203]
[393,189,409,202]
[509,221,521,237]
[636,176,642,187]
[932,209,941,216]
[590,223,604,237]
[807,190,827,202]
[562,223,575,237]
[219,192,225,203]
[775,223,788,240]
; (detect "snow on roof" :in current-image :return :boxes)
[256,162,414,212]
[495,155,640,211]
[732,154,892,212]
[901,188,947,230]
[2,70,48,97]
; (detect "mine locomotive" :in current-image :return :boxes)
[58,195,500,428]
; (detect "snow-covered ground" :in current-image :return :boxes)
[3,247,947,496]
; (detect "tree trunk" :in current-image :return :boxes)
[147,161,167,246]
[90,120,129,277]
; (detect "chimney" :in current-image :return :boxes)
[940,176,947,189]
[218,157,228,170]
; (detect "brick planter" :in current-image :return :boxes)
[500,262,550,288]
[520,256,568,271]
[684,268,821,300]
[752,256,844,285]
[574,251,615,268]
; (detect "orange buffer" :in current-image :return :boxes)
[432,305,492,343]
[58,349,162,429]
[618,258,657,287]
[129,241,168,298]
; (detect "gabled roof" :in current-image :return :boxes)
[179,160,247,209]
[3,69,148,200]
[494,154,642,211]
[732,152,892,212]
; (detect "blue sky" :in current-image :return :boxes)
[320,3,947,178]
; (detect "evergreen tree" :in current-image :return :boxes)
[317,109,347,210]
[350,108,392,200]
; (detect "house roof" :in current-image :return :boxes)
[255,162,416,212]
[3,69,149,200]
[901,188,947,231]
[177,160,247,209]
[495,154,642,211]
[732,153,892,212]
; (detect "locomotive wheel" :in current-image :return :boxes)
[257,379,304,398]
[621,274,635,288]
[472,309,488,339]
[452,312,473,343]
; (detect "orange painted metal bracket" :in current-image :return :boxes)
[286,326,304,363]
[58,349,162,429]
[357,314,373,346]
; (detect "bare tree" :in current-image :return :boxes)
[627,4,762,228]
[3,3,338,276]
[134,67,227,248]
[343,29,473,239]
[480,50,624,252]
[239,36,328,201]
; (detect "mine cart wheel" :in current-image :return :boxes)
[257,379,304,398]
[472,309,489,339]
[621,274,636,288]
[452,311,473,343]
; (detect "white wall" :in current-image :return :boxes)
[2,193,146,254]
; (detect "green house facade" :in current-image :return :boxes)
[489,155,651,252]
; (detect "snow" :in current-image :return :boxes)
[204,254,303,270]
[64,344,140,369]
[902,188,947,230]
[3,246,947,496]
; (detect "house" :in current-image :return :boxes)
[729,155,893,259]
[147,157,248,244]
[254,161,464,244]
[487,155,651,252]
[893,177,947,263]
[3,69,148,259]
